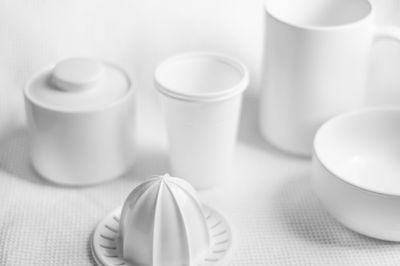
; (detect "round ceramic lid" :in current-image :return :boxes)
[25,57,132,112]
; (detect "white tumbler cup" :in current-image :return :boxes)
[155,53,249,189]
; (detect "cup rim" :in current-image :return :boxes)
[313,107,400,198]
[264,0,373,31]
[154,52,249,102]
[24,60,135,114]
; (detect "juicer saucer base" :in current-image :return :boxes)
[91,205,235,266]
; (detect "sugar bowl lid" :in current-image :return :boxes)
[24,57,132,112]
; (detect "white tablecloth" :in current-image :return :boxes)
[1,0,400,265]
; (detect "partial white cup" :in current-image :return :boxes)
[25,57,136,186]
[155,52,249,189]
[260,0,400,156]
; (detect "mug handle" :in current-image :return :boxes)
[374,25,400,42]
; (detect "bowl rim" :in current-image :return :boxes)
[313,106,400,198]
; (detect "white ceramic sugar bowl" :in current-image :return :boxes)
[24,57,136,185]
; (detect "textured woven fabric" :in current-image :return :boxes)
[1,0,400,265]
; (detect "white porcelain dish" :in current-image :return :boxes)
[312,108,400,241]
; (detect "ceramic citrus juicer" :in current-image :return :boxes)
[91,174,235,266]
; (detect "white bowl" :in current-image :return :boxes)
[312,107,400,241]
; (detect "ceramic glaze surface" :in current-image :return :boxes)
[260,0,400,156]
[312,108,400,241]
[120,175,210,266]
[25,57,136,185]
[26,58,130,111]
[155,53,249,189]
[92,203,234,266]
[314,108,400,195]
[267,0,371,27]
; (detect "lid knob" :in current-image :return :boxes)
[51,57,104,92]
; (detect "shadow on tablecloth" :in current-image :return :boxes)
[238,93,309,160]
[0,127,169,186]
[276,174,395,248]
[0,127,48,185]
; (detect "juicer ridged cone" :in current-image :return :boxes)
[91,174,235,266]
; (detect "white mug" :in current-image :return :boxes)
[259,0,400,156]
[25,57,136,185]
